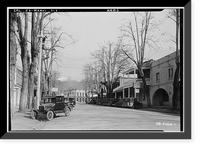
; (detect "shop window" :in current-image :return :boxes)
[156,72,160,83]
[168,68,173,80]
[143,69,150,78]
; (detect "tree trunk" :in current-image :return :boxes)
[27,12,39,110]
[172,9,180,110]
[138,66,151,107]
[172,63,180,110]
[141,76,151,107]
[19,46,29,112]
[28,67,34,110]
[19,13,29,113]
[27,58,36,110]
[10,13,17,118]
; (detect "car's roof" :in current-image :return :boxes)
[56,95,65,97]
[42,96,55,99]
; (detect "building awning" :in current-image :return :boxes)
[113,85,124,92]
[113,82,134,93]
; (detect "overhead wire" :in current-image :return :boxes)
[58,51,92,62]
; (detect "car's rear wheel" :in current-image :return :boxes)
[46,110,54,121]
[69,105,73,110]
[30,110,37,120]
[64,107,70,116]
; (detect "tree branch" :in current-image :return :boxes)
[168,16,176,23]
[44,12,53,19]
[121,47,136,65]
[134,12,141,62]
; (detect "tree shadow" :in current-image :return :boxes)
[136,108,180,116]
[23,111,69,122]
[23,113,48,121]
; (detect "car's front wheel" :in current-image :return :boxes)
[64,107,70,116]
[46,110,54,121]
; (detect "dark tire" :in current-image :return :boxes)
[30,110,37,120]
[70,105,73,110]
[64,107,70,116]
[46,110,54,121]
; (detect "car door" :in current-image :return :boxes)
[54,97,62,111]
[60,96,66,110]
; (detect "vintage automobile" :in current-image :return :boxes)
[132,99,143,109]
[31,95,71,121]
[68,97,76,106]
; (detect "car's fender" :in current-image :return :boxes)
[32,109,39,114]
[46,108,55,113]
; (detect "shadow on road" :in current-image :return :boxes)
[23,112,48,121]
[23,112,69,122]
[136,108,180,116]
[87,103,180,116]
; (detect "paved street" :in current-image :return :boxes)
[11,102,180,131]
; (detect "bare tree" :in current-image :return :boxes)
[27,12,53,109]
[15,12,30,112]
[27,12,71,109]
[91,41,129,98]
[42,15,76,96]
[27,12,41,109]
[120,12,159,107]
[170,9,181,110]
[9,12,18,117]
[82,63,95,97]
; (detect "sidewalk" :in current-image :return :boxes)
[11,106,47,130]
[138,106,180,115]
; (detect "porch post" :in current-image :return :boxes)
[134,68,136,99]
[123,88,125,99]
[128,87,130,98]
[134,88,137,98]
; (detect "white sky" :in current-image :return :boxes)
[16,9,177,81]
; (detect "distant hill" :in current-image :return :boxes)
[57,78,84,90]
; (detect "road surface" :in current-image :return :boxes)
[22,102,180,131]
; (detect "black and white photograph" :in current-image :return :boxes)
[4,4,191,139]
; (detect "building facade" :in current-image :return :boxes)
[150,51,180,107]
[64,89,87,102]
[13,66,22,107]
[113,51,180,108]
[113,62,151,107]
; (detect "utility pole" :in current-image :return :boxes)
[36,20,44,109]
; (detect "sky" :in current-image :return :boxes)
[15,9,177,81]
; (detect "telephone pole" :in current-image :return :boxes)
[36,20,44,109]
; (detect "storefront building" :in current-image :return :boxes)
[113,51,180,108]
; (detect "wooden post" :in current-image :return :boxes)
[36,32,44,109]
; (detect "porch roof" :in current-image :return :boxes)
[113,82,133,93]
[113,85,124,92]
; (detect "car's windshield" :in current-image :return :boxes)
[56,96,64,103]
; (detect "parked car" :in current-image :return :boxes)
[111,99,124,107]
[132,99,143,109]
[31,95,71,121]
[68,97,76,106]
